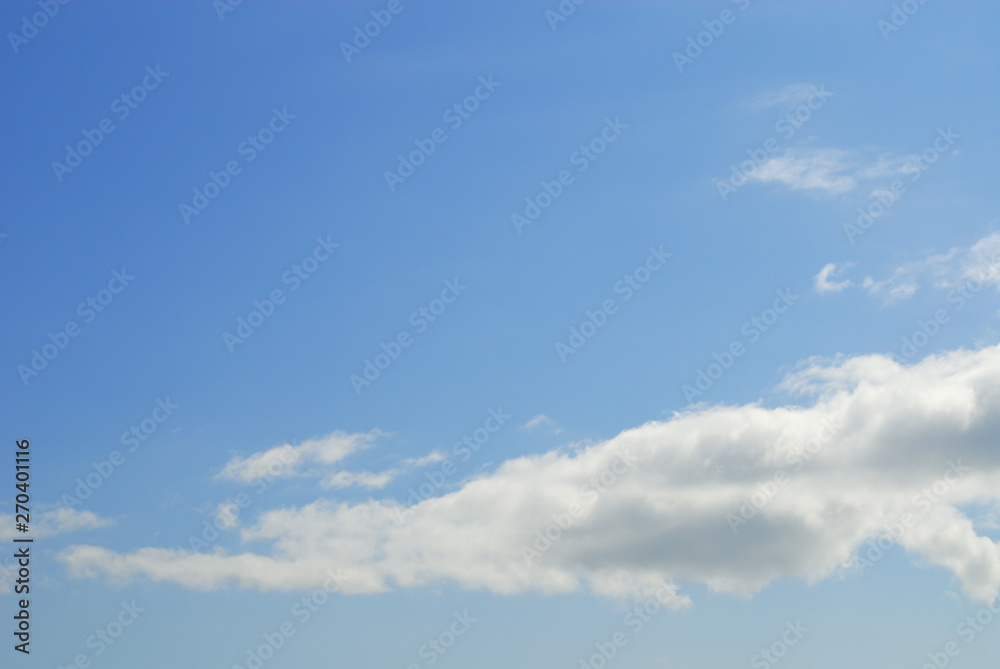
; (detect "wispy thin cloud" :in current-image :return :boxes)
[747,148,910,195]
[742,83,821,110]
[323,469,399,490]
[401,452,448,467]
[520,414,561,433]
[814,263,853,294]
[816,232,1000,303]
[215,430,384,483]
[0,508,112,540]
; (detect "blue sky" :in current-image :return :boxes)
[3,1,1000,667]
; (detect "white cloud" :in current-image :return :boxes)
[867,186,903,206]
[215,429,383,483]
[975,502,1000,531]
[742,84,819,110]
[215,430,456,491]
[61,345,1000,605]
[747,148,910,195]
[814,263,852,294]
[520,414,561,434]
[401,452,448,467]
[0,508,112,592]
[0,508,112,541]
[213,501,241,530]
[816,232,1000,303]
[957,232,1000,291]
[860,271,920,303]
[323,470,398,490]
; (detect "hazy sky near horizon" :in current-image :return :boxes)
[3,1,1000,668]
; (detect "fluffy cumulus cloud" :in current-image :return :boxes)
[61,346,1000,604]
